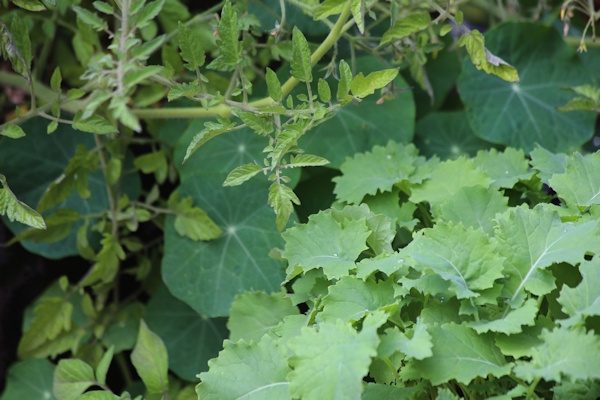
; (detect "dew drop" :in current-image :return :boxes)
[386,155,392,160]
[331,275,336,279]
[398,258,405,263]
[333,253,338,257]
[504,170,509,174]
[439,296,445,303]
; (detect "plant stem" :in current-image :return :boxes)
[132,1,355,120]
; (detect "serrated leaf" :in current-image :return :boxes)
[167,81,202,101]
[0,174,45,229]
[320,276,395,323]
[287,313,385,400]
[268,182,300,232]
[350,0,364,33]
[549,152,600,208]
[459,30,519,83]
[123,65,163,87]
[558,97,600,113]
[288,154,329,168]
[381,12,431,44]
[228,291,299,343]
[178,22,205,71]
[333,141,419,204]
[470,299,538,334]
[350,68,399,99]
[18,297,72,358]
[413,322,512,384]
[397,317,433,360]
[266,67,282,102]
[10,0,47,11]
[50,67,61,92]
[402,222,505,299]
[212,1,240,67]
[513,327,600,382]
[473,148,534,189]
[410,157,491,209]
[167,191,222,241]
[223,163,263,187]
[1,358,56,400]
[184,117,236,162]
[530,146,567,184]
[232,109,274,136]
[131,320,169,394]
[131,34,166,61]
[53,359,95,400]
[2,14,32,83]
[315,0,346,20]
[136,0,165,29]
[80,233,126,287]
[72,6,108,31]
[8,209,79,244]
[494,205,599,306]
[1,124,26,139]
[355,252,408,280]
[72,114,118,135]
[197,336,292,400]
[291,26,312,83]
[337,60,353,103]
[282,209,370,280]
[438,186,509,236]
[134,150,167,183]
[557,256,600,327]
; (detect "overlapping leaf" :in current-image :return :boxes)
[549,152,600,208]
[0,358,56,400]
[557,257,600,327]
[473,148,534,188]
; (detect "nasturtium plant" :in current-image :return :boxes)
[0,0,599,399]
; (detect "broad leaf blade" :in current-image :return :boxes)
[131,320,169,394]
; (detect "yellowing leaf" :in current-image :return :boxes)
[131,320,169,394]
[350,68,398,99]
[458,30,519,83]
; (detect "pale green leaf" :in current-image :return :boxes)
[459,30,519,83]
[2,14,32,83]
[178,22,205,70]
[530,146,567,184]
[397,317,433,360]
[95,346,114,386]
[134,150,167,183]
[232,109,274,136]
[53,359,95,400]
[558,97,600,113]
[438,186,509,236]
[409,157,491,208]
[184,117,236,162]
[282,209,370,280]
[550,152,600,208]
[414,322,512,384]
[223,163,263,187]
[131,319,169,394]
[355,252,409,280]
[72,6,108,31]
[136,0,165,29]
[320,276,395,323]
[197,336,292,400]
[350,69,399,99]
[18,297,72,358]
[473,148,534,189]
[315,0,346,20]
[317,78,331,103]
[211,1,240,67]
[362,383,424,400]
[50,67,61,92]
[79,392,119,400]
[288,154,329,168]
[333,142,420,204]
[0,358,56,400]
[350,0,364,33]
[513,327,600,382]
[80,233,125,287]
[557,256,600,327]
[494,316,554,359]
[495,205,599,306]
[288,312,385,400]
[7,209,78,244]
[10,0,47,11]
[167,81,202,101]
[266,67,282,102]
[73,114,118,135]
[0,174,45,229]
[167,191,222,241]
[131,34,166,61]
[268,182,299,232]
[470,299,538,334]
[123,65,163,87]
[402,222,505,299]
[1,124,26,138]
[228,291,298,343]
[381,12,431,44]
[93,1,114,14]
[291,26,312,83]
[337,60,352,103]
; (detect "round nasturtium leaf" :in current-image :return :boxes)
[458,22,596,153]
[0,118,141,259]
[0,358,55,400]
[145,285,228,381]
[161,173,294,317]
[415,111,492,159]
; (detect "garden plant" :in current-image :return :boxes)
[1,0,600,399]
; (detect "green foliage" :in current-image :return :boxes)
[1,0,600,399]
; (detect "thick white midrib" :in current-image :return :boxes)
[509,234,565,303]
[236,381,290,399]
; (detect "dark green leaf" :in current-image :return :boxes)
[0,359,55,400]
